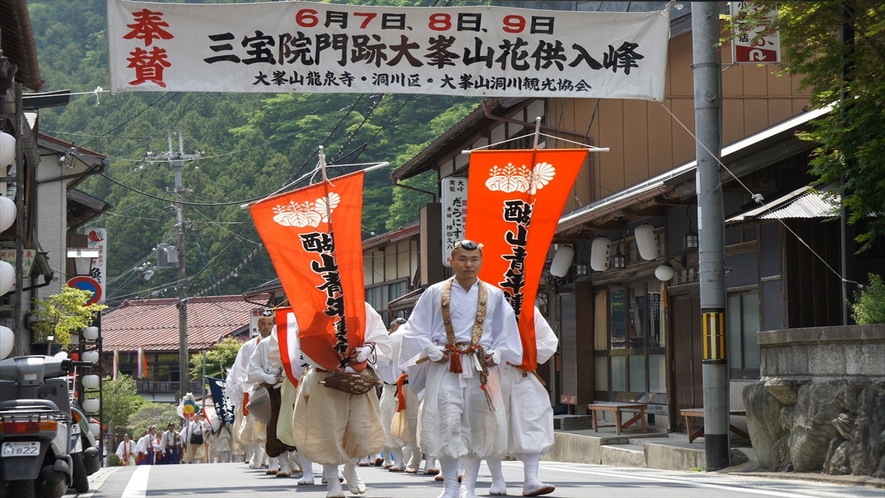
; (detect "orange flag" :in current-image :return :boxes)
[465,148,588,371]
[249,172,367,372]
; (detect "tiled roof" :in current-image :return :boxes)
[101,295,269,352]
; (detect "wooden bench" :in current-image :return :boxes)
[680,408,750,443]
[587,402,647,435]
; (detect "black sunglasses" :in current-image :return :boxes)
[453,239,479,251]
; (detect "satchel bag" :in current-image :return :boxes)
[320,371,382,395]
[189,428,204,445]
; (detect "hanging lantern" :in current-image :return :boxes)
[549,245,574,277]
[634,224,660,261]
[83,398,100,413]
[82,326,99,342]
[0,196,15,232]
[590,237,611,272]
[0,325,14,359]
[0,131,15,167]
[82,375,100,389]
[0,260,13,296]
[82,350,100,363]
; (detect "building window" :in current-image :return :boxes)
[365,279,408,325]
[600,282,665,397]
[728,290,760,379]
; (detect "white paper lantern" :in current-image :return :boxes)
[549,245,574,277]
[0,325,14,359]
[0,260,13,296]
[0,196,15,233]
[82,326,99,342]
[590,237,611,272]
[82,374,100,389]
[0,131,15,167]
[83,398,100,413]
[88,422,101,438]
[634,224,660,261]
[82,350,100,364]
[655,263,675,282]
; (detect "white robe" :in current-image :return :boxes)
[115,439,136,466]
[400,278,523,460]
[269,302,393,465]
[228,337,261,443]
[499,307,559,455]
[378,328,405,449]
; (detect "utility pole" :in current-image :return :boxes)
[147,131,201,403]
[692,2,729,470]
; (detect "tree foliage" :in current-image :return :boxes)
[95,375,146,437]
[129,402,181,436]
[190,336,242,380]
[731,2,885,250]
[851,273,885,324]
[29,287,107,348]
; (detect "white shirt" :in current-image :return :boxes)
[400,279,523,370]
[225,336,261,406]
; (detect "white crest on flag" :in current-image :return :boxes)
[272,192,340,227]
[485,161,556,194]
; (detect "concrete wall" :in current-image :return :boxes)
[758,324,885,381]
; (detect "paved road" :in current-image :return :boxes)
[67,461,881,498]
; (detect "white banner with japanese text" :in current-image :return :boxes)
[107,0,670,100]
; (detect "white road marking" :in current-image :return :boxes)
[120,466,151,498]
[538,463,834,498]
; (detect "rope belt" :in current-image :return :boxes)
[440,279,493,411]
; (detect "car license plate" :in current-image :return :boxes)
[1,441,40,457]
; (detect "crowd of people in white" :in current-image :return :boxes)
[214,240,558,498]
[117,241,558,498]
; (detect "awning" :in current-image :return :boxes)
[387,287,425,315]
[726,184,840,224]
[556,106,832,235]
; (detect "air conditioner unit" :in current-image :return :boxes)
[157,244,179,269]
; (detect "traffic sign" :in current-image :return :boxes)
[67,276,102,305]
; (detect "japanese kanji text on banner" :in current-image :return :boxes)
[107,0,670,101]
[465,148,588,371]
[248,171,366,373]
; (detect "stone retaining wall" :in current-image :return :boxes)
[744,324,885,478]
[758,325,885,380]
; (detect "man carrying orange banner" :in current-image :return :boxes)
[249,170,391,498]
[465,148,586,497]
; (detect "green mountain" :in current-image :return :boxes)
[28,0,478,304]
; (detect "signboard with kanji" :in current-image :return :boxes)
[107,0,670,100]
[440,177,467,268]
[85,227,107,303]
[0,249,36,290]
[731,2,780,64]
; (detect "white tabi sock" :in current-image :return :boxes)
[487,457,507,495]
[519,453,555,497]
[323,464,344,498]
[437,457,461,498]
[297,451,315,485]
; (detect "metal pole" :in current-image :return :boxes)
[691,2,729,471]
[174,132,189,403]
[201,350,207,409]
